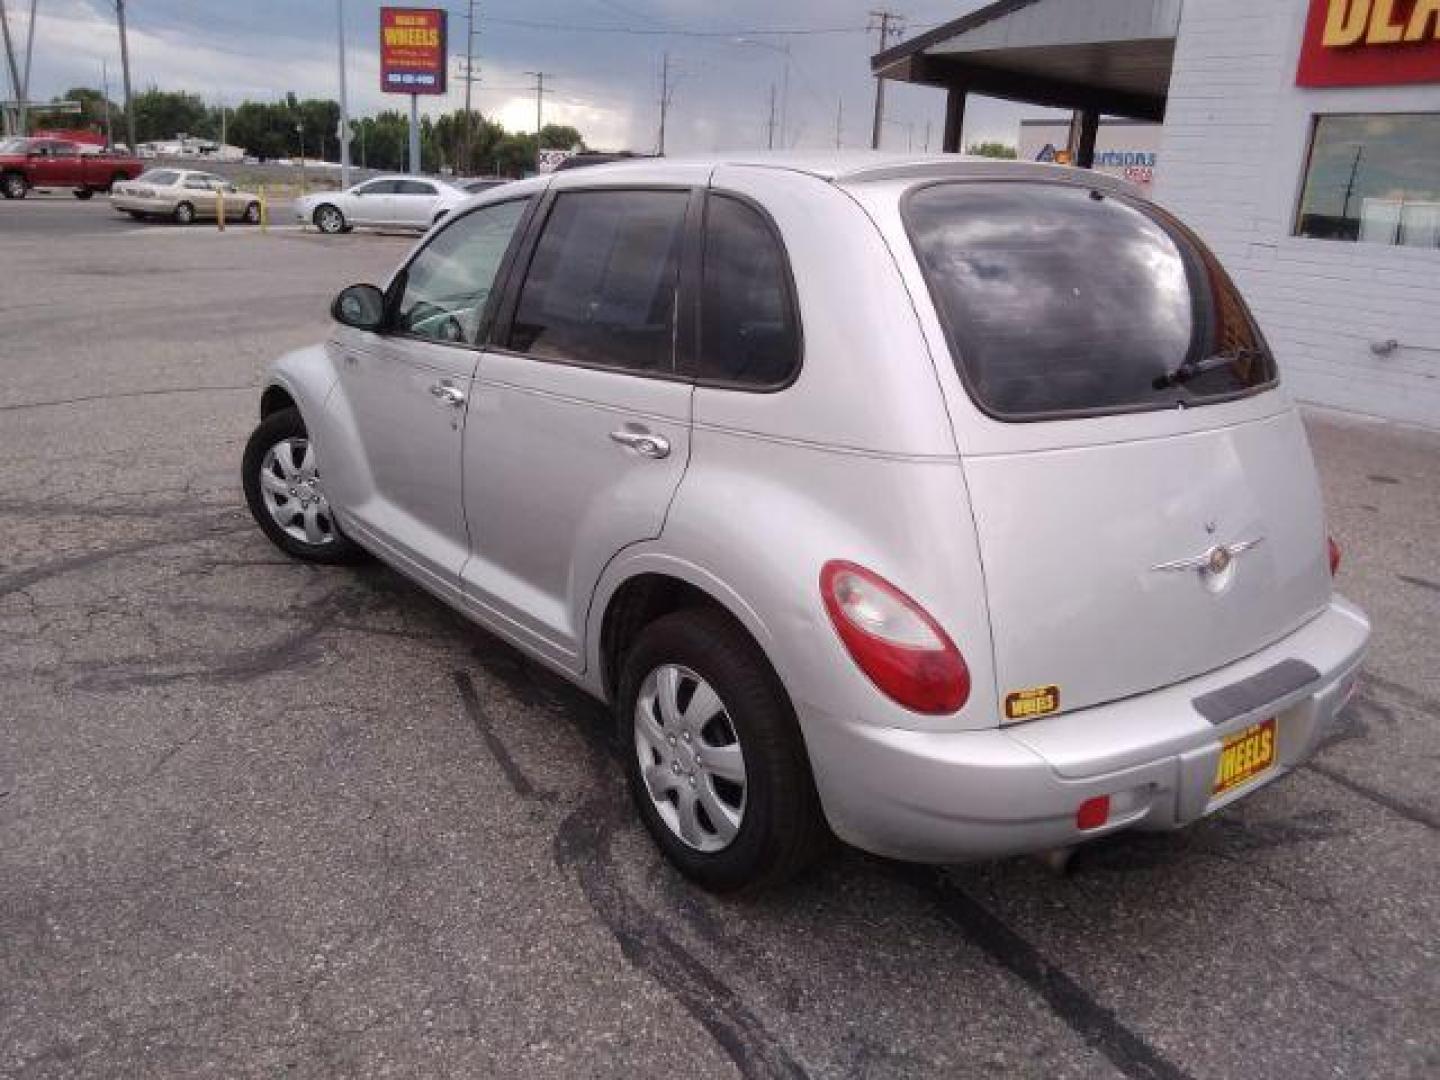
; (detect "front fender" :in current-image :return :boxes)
[263,343,337,425]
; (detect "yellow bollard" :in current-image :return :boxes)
[259,185,269,234]
[216,186,225,232]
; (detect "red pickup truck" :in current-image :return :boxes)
[0,137,145,200]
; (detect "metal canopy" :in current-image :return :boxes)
[873,0,1181,122]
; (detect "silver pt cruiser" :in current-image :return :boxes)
[242,153,1371,892]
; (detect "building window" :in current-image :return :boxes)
[1296,114,1440,248]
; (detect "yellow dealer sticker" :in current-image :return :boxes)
[1005,685,1060,721]
[1213,717,1277,798]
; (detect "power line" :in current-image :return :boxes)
[447,11,873,37]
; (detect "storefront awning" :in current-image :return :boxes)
[873,0,1181,123]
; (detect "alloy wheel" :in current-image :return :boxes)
[257,437,335,546]
[634,664,748,852]
[316,207,344,234]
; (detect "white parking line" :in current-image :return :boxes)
[117,225,306,237]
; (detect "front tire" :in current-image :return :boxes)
[313,204,346,234]
[242,407,364,565]
[173,201,196,225]
[242,201,261,224]
[620,608,828,893]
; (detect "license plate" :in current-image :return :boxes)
[1213,717,1277,798]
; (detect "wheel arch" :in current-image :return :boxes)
[260,384,298,419]
[589,555,782,709]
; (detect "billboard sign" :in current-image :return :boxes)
[380,7,448,95]
[1297,0,1440,87]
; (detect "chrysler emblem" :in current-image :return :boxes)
[1153,537,1264,577]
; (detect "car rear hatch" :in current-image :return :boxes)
[903,179,1334,719]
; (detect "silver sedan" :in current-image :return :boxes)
[293,175,468,234]
[111,168,262,225]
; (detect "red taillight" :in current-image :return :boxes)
[1328,536,1342,577]
[1076,795,1111,831]
[820,560,970,715]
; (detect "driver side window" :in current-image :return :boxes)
[394,199,530,345]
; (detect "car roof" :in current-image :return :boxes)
[538,150,1130,190]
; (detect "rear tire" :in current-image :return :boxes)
[1,173,26,199]
[242,201,261,224]
[313,204,345,234]
[173,201,196,225]
[241,407,365,565]
[74,189,95,201]
[619,608,829,893]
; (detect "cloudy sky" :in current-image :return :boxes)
[10,0,1057,153]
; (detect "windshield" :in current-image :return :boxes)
[904,181,1277,420]
[135,169,180,186]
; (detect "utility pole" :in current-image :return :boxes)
[336,0,351,188]
[459,0,476,174]
[657,51,671,156]
[17,0,35,134]
[869,10,904,150]
[766,84,777,150]
[0,0,20,136]
[116,0,136,151]
[525,70,548,137]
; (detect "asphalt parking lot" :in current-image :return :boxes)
[2,193,1438,1080]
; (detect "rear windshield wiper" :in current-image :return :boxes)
[1154,347,1264,390]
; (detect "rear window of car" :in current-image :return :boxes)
[904,181,1277,421]
[136,170,179,186]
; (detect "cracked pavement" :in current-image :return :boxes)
[2,196,1438,1079]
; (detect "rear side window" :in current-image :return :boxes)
[508,189,689,375]
[397,180,437,195]
[905,182,1276,420]
[694,195,800,387]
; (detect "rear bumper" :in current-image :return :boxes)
[802,596,1370,863]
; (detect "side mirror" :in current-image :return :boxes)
[332,284,386,331]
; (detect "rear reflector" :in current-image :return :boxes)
[1328,536,1342,577]
[1076,796,1111,831]
[820,560,970,715]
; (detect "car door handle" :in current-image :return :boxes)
[429,382,466,407]
[610,428,671,460]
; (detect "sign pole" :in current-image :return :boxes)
[409,93,420,174]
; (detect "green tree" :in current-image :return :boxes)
[131,88,209,143]
[965,141,1018,160]
[53,87,120,137]
[539,124,583,151]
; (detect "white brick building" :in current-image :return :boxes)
[874,0,1440,428]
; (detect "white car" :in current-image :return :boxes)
[295,175,467,234]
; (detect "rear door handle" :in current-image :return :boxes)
[429,381,466,407]
[610,428,671,460]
